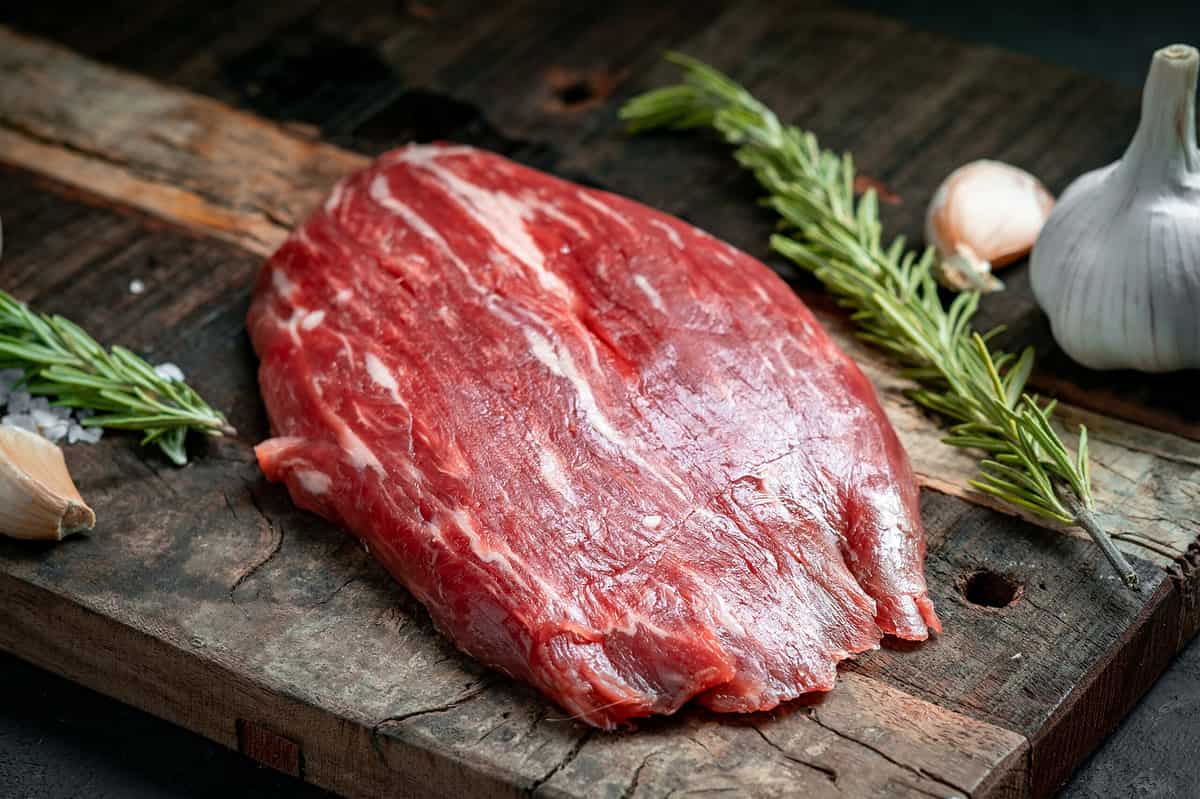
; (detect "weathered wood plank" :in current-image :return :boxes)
[1,13,1198,797]
[0,173,1039,797]
[7,3,1195,443]
[139,0,1194,443]
[0,131,1180,799]
[853,494,1176,798]
[533,672,1028,799]
[1,23,1195,571]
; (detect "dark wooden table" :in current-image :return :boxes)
[1,2,1198,797]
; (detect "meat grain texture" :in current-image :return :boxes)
[248,144,940,729]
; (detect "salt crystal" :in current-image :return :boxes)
[76,426,103,444]
[154,362,185,382]
[29,396,50,413]
[2,414,38,434]
[67,422,104,445]
[31,408,60,429]
[42,420,69,443]
[75,408,95,419]
[129,279,146,295]
[50,405,72,420]
[6,390,32,414]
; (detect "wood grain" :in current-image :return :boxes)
[0,7,1197,797]
[0,180,1043,797]
[6,3,1195,442]
[0,23,1195,570]
[0,115,1177,799]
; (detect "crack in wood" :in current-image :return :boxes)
[373,678,494,732]
[222,489,238,521]
[807,709,969,798]
[527,728,594,796]
[368,679,498,768]
[750,725,838,783]
[308,576,359,607]
[228,481,285,610]
[619,748,665,799]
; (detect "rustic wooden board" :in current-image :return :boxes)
[9,0,1195,443]
[0,3,1197,797]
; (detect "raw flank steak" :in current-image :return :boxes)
[248,144,940,729]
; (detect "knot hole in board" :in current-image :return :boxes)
[958,569,1023,609]
[544,66,628,112]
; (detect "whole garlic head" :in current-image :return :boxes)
[926,160,1055,292]
[1031,44,1200,372]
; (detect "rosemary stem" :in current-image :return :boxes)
[621,53,1134,590]
[1063,490,1140,590]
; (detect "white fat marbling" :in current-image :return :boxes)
[632,274,666,312]
[368,174,486,294]
[397,148,572,300]
[339,423,384,473]
[578,191,637,234]
[525,327,688,500]
[648,218,683,249]
[364,352,402,401]
[271,269,296,298]
[324,179,347,212]
[538,446,576,501]
[300,310,326,330]
[295,469,332,495]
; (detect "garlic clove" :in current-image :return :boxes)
[0,426,95,541]
[926,159,1056,292]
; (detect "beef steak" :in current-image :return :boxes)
[248,144,939,728]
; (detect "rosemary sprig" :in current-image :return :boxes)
[0,287,235,465]
[621,53,1139,589]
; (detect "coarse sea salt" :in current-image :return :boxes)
[6,389,33,415]
[154,362,185,382]
[68,423,103,444]
[0,375,104,446]
[1,414,38,434]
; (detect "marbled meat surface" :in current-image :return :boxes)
[248,144,940,729]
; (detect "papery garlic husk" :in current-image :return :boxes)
[0,426,95,541]
[1031,44,1200,372]
[926,159,1055,293]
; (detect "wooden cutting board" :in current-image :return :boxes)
[1,3,1198,798]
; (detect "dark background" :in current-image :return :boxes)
[2,3,1199,798]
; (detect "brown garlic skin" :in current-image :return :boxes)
[926,160,1055,292]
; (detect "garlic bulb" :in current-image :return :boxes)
[0,426,95,540]
[926,160,1055,292]
[1031,44,1200,372]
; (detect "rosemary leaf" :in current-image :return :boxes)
[621,52,1139,589]
[0,288,234,465]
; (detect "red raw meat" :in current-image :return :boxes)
[248,144,939,728]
